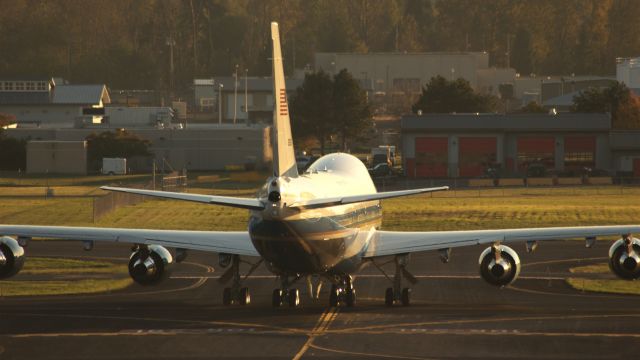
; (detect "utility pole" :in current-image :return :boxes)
[233,64,239,124]
[506,34,511,68]
[166,35,176,98]
[218,83,224,124]
[244,69,248,123]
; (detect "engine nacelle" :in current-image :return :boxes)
[128,245,173,285]
[608,237,640,280]
[0,236,25,279]
[478,244,521,286]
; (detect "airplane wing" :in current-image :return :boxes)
[0,225,259,256]
[364,225,640,257]
[288,186,449,210]
[101,186,265,211]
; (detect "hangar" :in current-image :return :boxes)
[401,113,618,178]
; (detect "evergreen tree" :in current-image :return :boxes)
[412,76,498,114]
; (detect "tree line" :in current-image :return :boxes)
[1,0,638,93]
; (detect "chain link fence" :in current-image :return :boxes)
[93,189,146,222]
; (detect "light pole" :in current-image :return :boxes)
[244,69,248,123]
[218,83,224,124]
[233,64,239,124]
[166,35,176,98]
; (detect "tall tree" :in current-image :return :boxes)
[511,28,533,75]
[290,71,334,154]
[332,69,372,151]
[572,82,640,129]
[412,76,498,114]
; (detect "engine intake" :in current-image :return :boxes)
[0,236,25,279]
[608,237,640,280]
[479,244,521,286]
[128,245,173,285]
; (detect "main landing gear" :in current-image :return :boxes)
[272,275,302,308]
[372,254,417,307]
[218,254,262,306]
[328,275,356,307]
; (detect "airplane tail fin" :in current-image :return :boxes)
[271,22,298,178]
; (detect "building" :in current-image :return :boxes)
[515,75,616,106]
[617,57,640,89]
[314,52,514,96]
[26,141,87,175]
[0,78,110,128]
[401,113,614,178]
[193,77,303,123]
[7,125,272,172]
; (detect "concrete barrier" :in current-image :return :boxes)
[557,177,583,185]
[526,178,554,186]
[587,177,613,185]
[498,178,525,186]
[468,179,495,187]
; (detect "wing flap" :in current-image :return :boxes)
[101,186,265,211]
[365,225,640,257]
[289,186,449,209]
[0,225,259,256]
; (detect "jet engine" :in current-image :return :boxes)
[608,237,640,280]
[0,236,25,279]
[478,244,521,286]
[128,245,173,285]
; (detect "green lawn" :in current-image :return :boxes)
[0,257,131,297]
[566,262,640,296]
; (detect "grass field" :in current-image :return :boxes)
[0,257,131,297]
[1,185,639,231]
[566,261,640,296]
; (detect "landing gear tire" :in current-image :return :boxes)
[223,287,232,306]
[329,286,340,307]
[345,288,356,307]
[288,289,300,308]
[239,287,251,305]
[401,288,411,306]
[272,289,284,307]
[385,287,394,306]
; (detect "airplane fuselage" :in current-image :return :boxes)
[249,153,381,275]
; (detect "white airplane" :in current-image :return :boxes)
[1,22,640,308]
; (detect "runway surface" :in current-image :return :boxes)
[1,239,638,359]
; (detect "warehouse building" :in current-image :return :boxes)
[26,141,87,175]
[0,78,110,128]
[401,113,617,178]
[7,125,272,172]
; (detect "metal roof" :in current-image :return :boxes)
[0,84,109,106]
[401,113,611,132]
[53,85,110,105]
[0,91,51,105]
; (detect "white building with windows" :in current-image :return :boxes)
[0,78,110,128]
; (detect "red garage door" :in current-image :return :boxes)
[414,137,448,177]
[517,137,555,171]
[564,136,596,170]
[634,159,640,178]
[459,137,497,177]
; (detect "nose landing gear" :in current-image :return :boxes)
[219,254,262,306]
[272,275,302,308]
[328,275,356,307]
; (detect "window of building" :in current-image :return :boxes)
[15,82,25,91]
[4,82,13,91]
[26,82,35,91]
[37,82,47,91]
[564,152,594,167]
